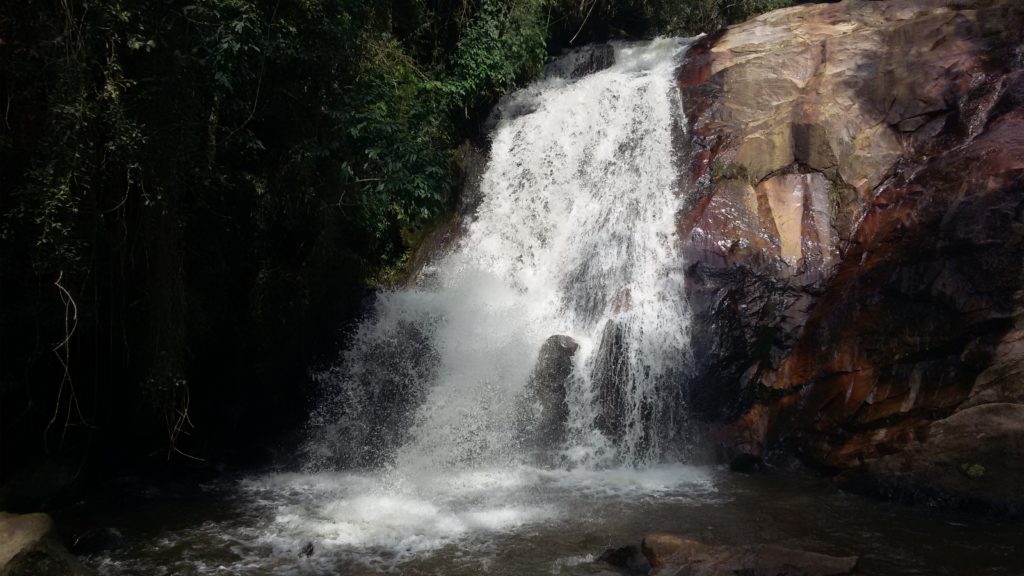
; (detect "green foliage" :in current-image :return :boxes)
[349,34,452,231]
[448,0,551,105]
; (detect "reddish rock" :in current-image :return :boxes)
[641,533,857,576]
[677,0,1024,510]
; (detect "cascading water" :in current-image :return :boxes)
[305,37,694,476]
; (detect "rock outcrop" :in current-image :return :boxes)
[596,543,652,574]
[0,512,93,576]
[641,533,857,576]
[677,0,1024,511]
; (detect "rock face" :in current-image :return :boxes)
[641,533,857,576]
[0,512,93,576]
[677,0,1024,511]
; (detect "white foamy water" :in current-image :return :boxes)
[86,464,717,575]
[307,37,694,474]
[238,464,714,570]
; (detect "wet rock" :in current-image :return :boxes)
[641,533,857,576]
[596,544,650,574]
[0,512,93,576]
[305,317,439,469]
[517,335,578,455]
[299,541,314,557]
[545,44,615,80]
[849,403,1024,512]
[69,527,125,556]
[593,320,629,438]
[483,45,614,135]
[677,0,1024,510]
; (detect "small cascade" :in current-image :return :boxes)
[305,38,694,475]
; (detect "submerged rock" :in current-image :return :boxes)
[677,0,1024,511]
[0,512,93,576]
[596,544,650,574]
[641,533,857,576]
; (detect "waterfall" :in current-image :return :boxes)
[304,38,693,475]
[81,39,716,574]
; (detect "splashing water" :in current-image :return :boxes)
[306,37,694,475]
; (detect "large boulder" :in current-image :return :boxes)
[676,0,1024,510]
[0,512,93,576]
[517,335,579,457]
[641,533,857,576]
[848,403,1024,510]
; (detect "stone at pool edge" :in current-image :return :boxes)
[641,532,857,576]
[597,543,651,574]
[0,511,94,576]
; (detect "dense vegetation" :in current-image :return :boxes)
[0,0,795,504]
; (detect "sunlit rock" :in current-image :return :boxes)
[678,0,1024,510]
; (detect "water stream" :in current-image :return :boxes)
[304,38,692,475]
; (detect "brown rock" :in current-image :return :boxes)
[854,403,1024,510]
[677,0,1024,511]
[641,533,857,576]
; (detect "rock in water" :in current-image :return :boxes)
[596,544,651,574]
[516,335,578,458]
[0,512,52,569]
[593,320,630,439]
[0,512,93,576]
[641,533,857,576]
